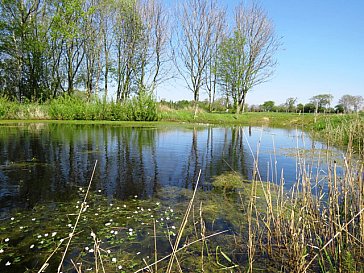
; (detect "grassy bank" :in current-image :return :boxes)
[0,96,363,154]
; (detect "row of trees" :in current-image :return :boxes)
[258,94,364,113]
[0,0,169,102]
[0,0,280,113]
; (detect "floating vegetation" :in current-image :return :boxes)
[0,187,183,272]
[0,181,249,272]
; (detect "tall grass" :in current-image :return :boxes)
[244,126,364,272]
[0,92,159,121]
[0,96,49,119]
[48,92,159,121]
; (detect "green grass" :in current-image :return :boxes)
[1,96,363,154]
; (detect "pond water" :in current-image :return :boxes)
[0,122,335,217]
[0,123,343,272]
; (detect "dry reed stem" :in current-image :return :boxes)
[133,230,228,273]
[166,169,202,272]
[304,207,364,271]
[57,160,98,273]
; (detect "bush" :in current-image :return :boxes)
[129,90,159,121]
[48,92,159,121]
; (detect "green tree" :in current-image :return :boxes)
[310,94,333,113]
[261,100,275,112]
[217,3,280,113]
[0,0,51,101]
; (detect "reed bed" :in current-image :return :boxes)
[244,125,364,272]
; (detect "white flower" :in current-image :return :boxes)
[170,209,174,212]
[44,233,49,237]
[105,222,111,226]
[85,247,89,251]
[123,204,127,208]
[10,217,14,221]
[156,202,160,206]
[20,226,24,229]
[5,261,11,266]
[30,244,35,249]
[98,189,102,193]
[118,265,123,269]
[95,213,99,216]
[112,257,117,263]
[171,226,176,230]
[4,238,9,242]
[52,232,57,237]
[114,231,118,235]
[110,203,113,207]
[89,249,94,253]
[161,218,164,221]
[117,207,120,210]
[134,195,138,198]
[136,252,141,255]
[79,187,83,191]
[151,215,154,218]
[32,218,36,221]
[128,228,133,232]
[107,250,111,254]
[129,232,133,236]
[0,249,4,253]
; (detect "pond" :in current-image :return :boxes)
[0,123,342,272]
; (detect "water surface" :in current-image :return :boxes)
[0,122,334,217]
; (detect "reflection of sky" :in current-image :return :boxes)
[0,124,345,214]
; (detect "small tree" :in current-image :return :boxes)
[261,100,275,112]
[174,0,225,114]
[339,94,364,113]
[285,97,297,112]
[217,3,280,113]
[310,94,333,113]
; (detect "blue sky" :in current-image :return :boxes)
[158,0,364,106]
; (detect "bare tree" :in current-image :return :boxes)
[137,0,170,92]
[218,2,280,113]
[339,94,364,113]
[285,97,297,112]
[204,4,226,112]
[174,0,225,113]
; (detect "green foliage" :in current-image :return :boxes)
[261,100,276,112]
[48,93,159,121]
[0,96,48,119]
[128,90,159,121]
[310,94,334,113]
